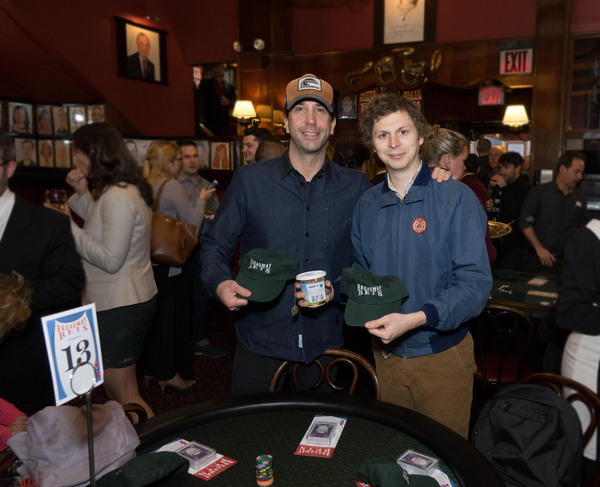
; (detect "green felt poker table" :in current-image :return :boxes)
[489,270,559,316]
[135,392,501,486]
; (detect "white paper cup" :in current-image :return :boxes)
[296,271,327,307]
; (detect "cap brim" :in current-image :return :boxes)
[287,95,334,113]
[235,274,287,303]
[344,299,403,327]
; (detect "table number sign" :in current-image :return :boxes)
[41,303,104,405]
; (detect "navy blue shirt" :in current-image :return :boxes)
[200,151,372,362]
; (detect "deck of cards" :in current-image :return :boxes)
[306,421,338,446]
[176,441,217,470]
[397,449,439,476]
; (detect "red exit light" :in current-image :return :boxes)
[478,86,505,106]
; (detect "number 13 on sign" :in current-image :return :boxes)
[42,303,104,405]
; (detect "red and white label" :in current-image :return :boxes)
[412,218,427,234]
[194,456,237,480]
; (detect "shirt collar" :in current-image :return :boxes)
[278,150,332,182]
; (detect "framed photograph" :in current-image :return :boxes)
[87,105,105,124]
[337,93,358,121]
[125,138,152,167]
[8,102,33,135]
[54,139,72,168]
[52,106,70,135]
[38,139,55,167]
[68,105,86,134]
[115,17,168,85]
[14,137,37,167]
[36,106,54,135]
[358,89,379,119]
[210,141,231,170]
[194,140,210,169]
[374,0,437,46]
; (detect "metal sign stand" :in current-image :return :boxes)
[70,362,98,487]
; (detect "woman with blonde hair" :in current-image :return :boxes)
[141,140,205,393]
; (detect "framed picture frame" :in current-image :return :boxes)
[38,139,55,168]
[374,0,437,46]
[124,138,152,167]
[337,93,358,121]
[36,106,54,136]
[193,140,210,169]
[68,105,87,134]
[8,102,33,135]
[14,137,37,167]
[54,139,72,168]
[87,105,105,124]
[52,106,70,136]
[210,141,232,170]
[115,17,168,85]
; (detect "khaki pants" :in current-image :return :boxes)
[373,333,476,439]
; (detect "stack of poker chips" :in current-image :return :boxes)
[256,454,273,486]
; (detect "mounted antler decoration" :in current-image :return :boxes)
[393,47,442,85]
[345,48,442,86]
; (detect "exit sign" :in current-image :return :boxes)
[479,86,504,106]
[499,40,534,75]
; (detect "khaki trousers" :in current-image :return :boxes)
[373,333,476,439]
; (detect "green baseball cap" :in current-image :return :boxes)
[340,267,408,327]
[235,248,299,302]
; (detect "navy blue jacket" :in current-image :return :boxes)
[351,163,492,357]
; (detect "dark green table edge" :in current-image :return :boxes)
[135,391,501,486]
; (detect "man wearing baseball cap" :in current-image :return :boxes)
[200,73,372,393]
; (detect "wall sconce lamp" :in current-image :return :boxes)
[502,105,529,128]
[232,100,261,129]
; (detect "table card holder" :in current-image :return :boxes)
[70,362,98,487]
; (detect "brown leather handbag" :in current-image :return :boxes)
[150,180,201,267]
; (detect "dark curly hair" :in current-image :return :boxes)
[359,93,429,149]
[73,123,153,206]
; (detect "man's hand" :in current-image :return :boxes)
[490,174,507,188]
[294,280,334,308]
[485,198,494,212]
[431,166,452,182]
[216,280,251,311]
[200,187,216,202]
[365,311,426,344]
[536,247,557,267]
[66,169,88,195]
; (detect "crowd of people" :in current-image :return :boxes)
[0,73,595,463]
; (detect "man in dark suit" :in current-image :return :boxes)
[198,64,236,135]
[127,32,155,81]
[0,134,85,415]
[16,139,36,167]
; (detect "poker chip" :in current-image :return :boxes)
[256,454,273,486]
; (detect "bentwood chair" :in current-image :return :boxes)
[469,303,535,395]
[521,373,600,486]
[268,347,381,400]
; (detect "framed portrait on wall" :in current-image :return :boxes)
[14,137,37,167]
[87,105,105,124]
[8,102,33,135]
[210,141,231,170]
[124,138,152,167]
[193,140,210,169]
[36,106,54,135]
[374,0,437,46]
[54,139,72,168]
[115,17,168,85]
[337,93,358,121]
[68,105,86,133]
[38,139,55,167]
[52,106,70,135]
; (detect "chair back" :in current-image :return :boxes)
[470,303,534,393]
[268,347,381,400]
[521,373,600,486]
